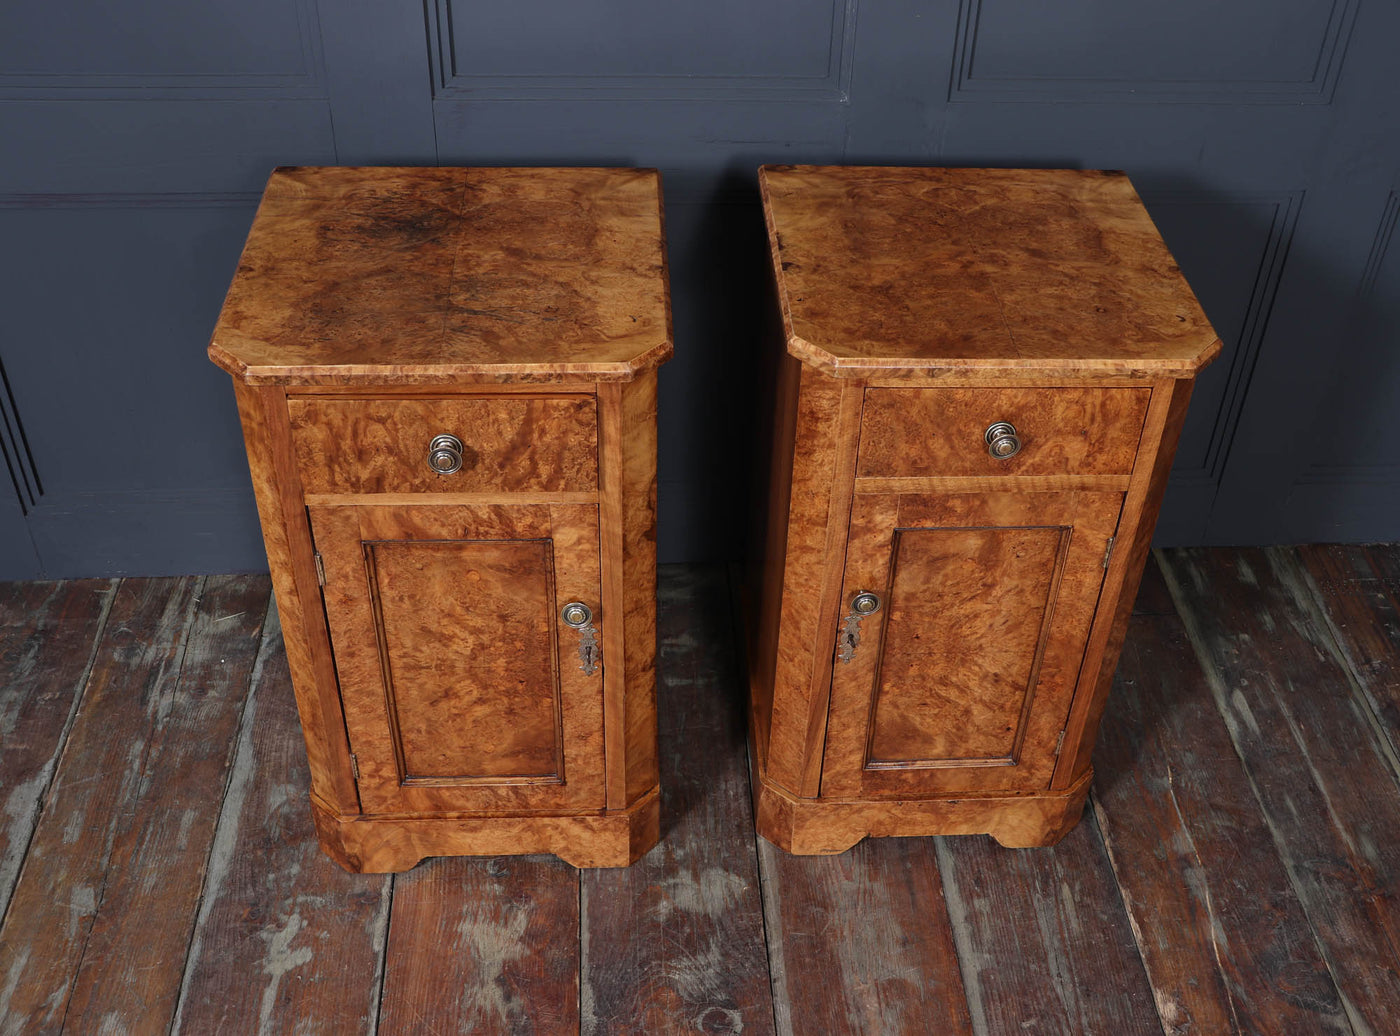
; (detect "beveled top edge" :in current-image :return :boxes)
[208,339,676,386]
[759,164,1222,378]
[786,334,1224,380]
[210,165,673,386]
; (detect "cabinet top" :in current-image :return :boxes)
[760,165,1221,379]
[209,167,672,386]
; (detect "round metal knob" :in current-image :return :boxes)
[427,434,464,475]
[984,422,1021,459]
[561,602,593,628]
[851,592,881,616]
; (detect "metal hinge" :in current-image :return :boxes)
[1102,536,1117,569]
[349,753,360,781]
[1054,730,1066,757]
[313,551,326,586]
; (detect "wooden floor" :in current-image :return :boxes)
[3,547,1400,1034]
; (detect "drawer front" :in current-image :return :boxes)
[287,396,597,495]
[857,387,1150,479]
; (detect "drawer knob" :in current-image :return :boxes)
[427,434,464,475]
[984,422,1021,459]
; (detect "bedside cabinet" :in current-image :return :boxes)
[746,165,1220,854]
[209,166,671,871]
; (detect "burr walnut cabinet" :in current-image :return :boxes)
[209,166,671,871]
[746,165,1220,854]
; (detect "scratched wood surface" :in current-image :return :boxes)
[1159,547,1400,1034]
[379,855,580,1036]
[0,579,113,919]
[936,815,1162,1035]
[581,566,773,1034]
[6,553,1400,1033]
[0,575,269,1034]
[209,166,672,386]
[760,165,1222,378]
[1093,563,1349,1035]
[173,607,391,1034]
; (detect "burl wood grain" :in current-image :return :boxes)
[761,367,864,796]
[209,166,672,386]
[233,381,361,813]
[1051,378,1191,789]
[598,372,661,810]
[857,386,1150,477]
[287,394,597,494]
[311,789,660,872]
[760,165,1221,378]
[822,491,1122,800]
[755,765,1093,854]
[368,539,562,782]
[867,525,1067,765]
[311,502,605,817]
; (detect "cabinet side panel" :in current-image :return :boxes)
[1053,378,1195,789]
[232,380,359,814]
[599,374,660,807]
[746,350,802,768]
[766,366,863,795]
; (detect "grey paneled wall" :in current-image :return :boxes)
[1,0,1397,577]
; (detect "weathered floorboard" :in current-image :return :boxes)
[1094,560,1348,1035]
[1160,546,1400,1032]
[0,579,114,920]
[174,607,392,1035]
[760,835,973,1036]
[581,566,775,1035]
[1298,543,1400,773]
[0,577,267,1033]
[937,815,1161,1036]
[62,575,271,1033]
[377,855,579,1036]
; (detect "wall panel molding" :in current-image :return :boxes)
[1155,191,1304,492]
[0,357,41,515]
[426,0,858,100]
[1293,190,1400,490]
[0,192,262,210]
[0,0,325,99]
[26,488,266,578]
[950,0,1359,104]
[1355,190,1400,298]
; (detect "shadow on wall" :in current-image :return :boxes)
[657,167,771,564]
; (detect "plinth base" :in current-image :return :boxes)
[309,787,661,872]
[751,752,1091,855]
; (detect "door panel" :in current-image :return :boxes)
[822,491,1122,799]
[867,524,1067,767]
[367,538,563,783]
[312,502,605,814]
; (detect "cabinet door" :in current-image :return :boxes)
[310,502,605,815]
[822,491,1122,798]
